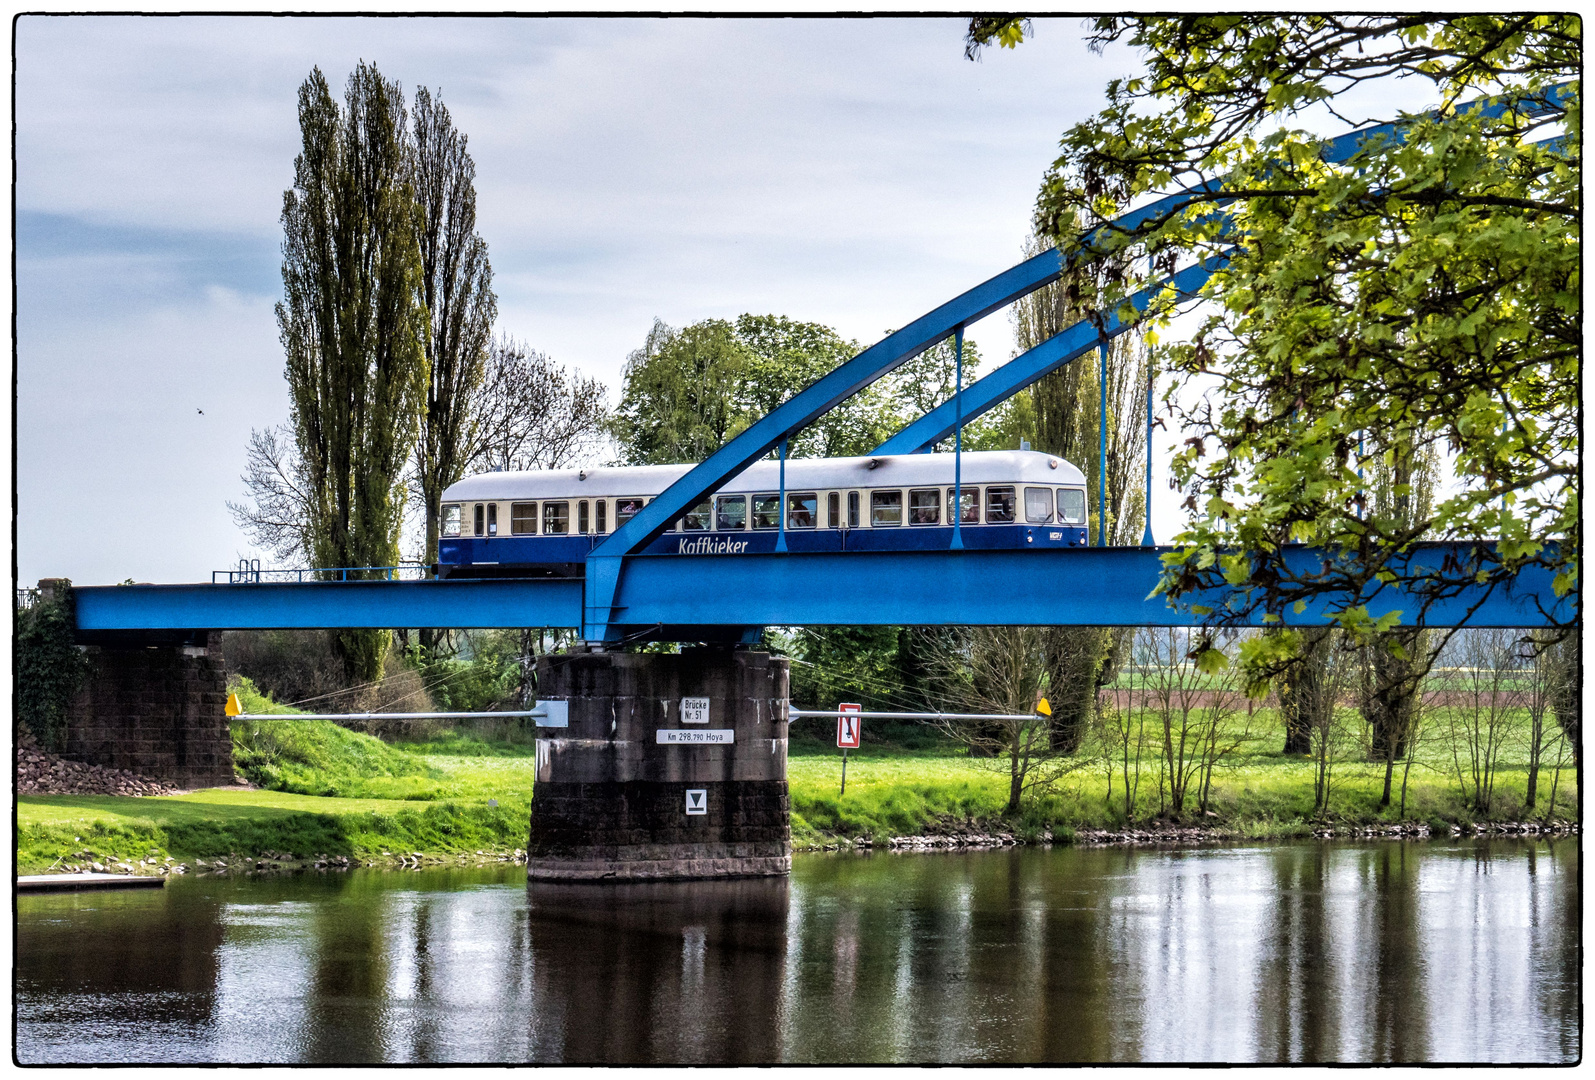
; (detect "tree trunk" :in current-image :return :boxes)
[1277,627,1330,755]
[1046,626,1109,752]
[1366,628,1424,762]
[1547,632,1580,773]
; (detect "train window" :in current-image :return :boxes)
[683,499,711,531]
[946,487,980,524]
[1025,487,1054,524]
[847,491,860,528]
[596,500,607,533]
[787,493,817,529]
[827,492,840,528]
[486,503,499,536]
[1058,488,1086,524]
[473,504,485,537]
[716,495,746,530]
[442,504,462,538]
[870,490,903,527]
[909,488,941,525]
[615,498,645,527]
[986,486,1016,523]
[751,494,781,530]
[543,501,570,535]
[578,500,590,534]
[511,502,537,535]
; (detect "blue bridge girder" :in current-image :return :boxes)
[577,88,1565,641]
[871,255,1227,456]
[72,544,1571,635]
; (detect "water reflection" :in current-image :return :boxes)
[522,878,788,1062]
[15,841,1579,1063]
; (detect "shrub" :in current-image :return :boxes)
[15,585,89,751]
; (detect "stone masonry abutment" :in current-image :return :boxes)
[63,643,234,789]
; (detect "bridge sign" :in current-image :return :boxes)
[685,789,707,815]
[837,703,862,749]
[680,697,710,724]
[657,729,734,745]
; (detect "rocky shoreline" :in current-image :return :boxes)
[802,818,1580,853]
[41,848,532,879]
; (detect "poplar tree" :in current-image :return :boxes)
[412,85,497,571]
[278,64,430,681]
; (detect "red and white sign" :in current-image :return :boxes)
[836,703,862,749]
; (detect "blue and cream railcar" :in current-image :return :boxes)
[437,450,1089,578]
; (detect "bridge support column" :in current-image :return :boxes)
[528,647,790,881]
[65,643,234,789]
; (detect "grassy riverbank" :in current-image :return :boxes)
[13,680,1576,873]
[17,741,1577,873]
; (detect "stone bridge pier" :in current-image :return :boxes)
[527,646,790,881]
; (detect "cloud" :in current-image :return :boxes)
[15,15,1132,583]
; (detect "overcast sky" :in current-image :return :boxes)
[15,15,1431,587]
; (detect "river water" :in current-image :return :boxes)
[16,840,1579,1064]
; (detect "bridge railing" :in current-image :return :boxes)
[211,564,433,585]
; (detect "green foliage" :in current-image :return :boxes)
[611,311,1012,467]
[15,587,89,751]
[964,16,1032,60]
[1022,16,1577,637]
[229,681,445,799]
[407,629,521,713]
[783,625,931,715]
[611,317,750,464]
[229,674,302,715]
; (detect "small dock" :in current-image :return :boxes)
[17,872,167,893]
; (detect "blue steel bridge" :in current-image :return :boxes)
[73,93,1575,645]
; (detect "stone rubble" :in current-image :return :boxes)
[16,743,183,797]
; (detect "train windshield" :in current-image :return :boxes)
[1058,488,1086,524]
[1024,487,1054,524]
[441,504,461,538]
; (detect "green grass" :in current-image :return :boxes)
[228,677,449,799]
[17,786,533,874]
[16,687,1577,873]
[786,726,1580,844]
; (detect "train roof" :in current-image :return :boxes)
[442,450,1087,502]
